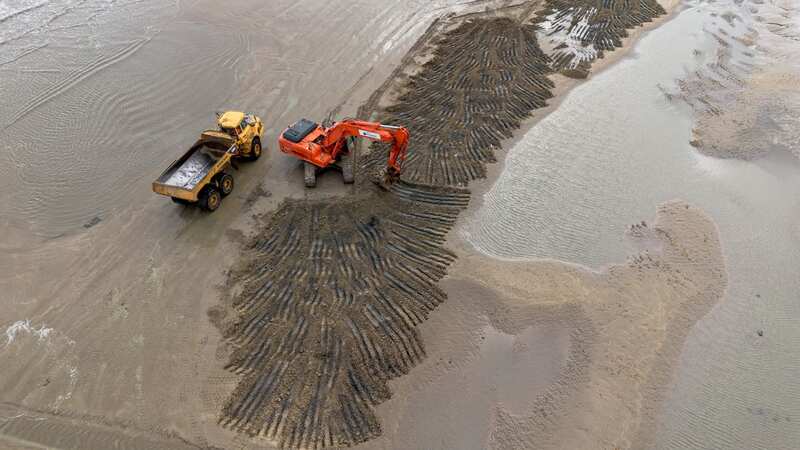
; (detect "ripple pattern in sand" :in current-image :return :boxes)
[463,2,800,448]
[217,4,666,447]
[373,18,554,187]
[0,14,256,237]
[534,0,665,76]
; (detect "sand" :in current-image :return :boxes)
[666,0,800,160]
[356,200,726,449]
[0,0,731,448]
[209,4,697,448]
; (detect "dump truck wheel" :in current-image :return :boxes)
[199,186,222,212]
[217,173,234,197]
[250,139,262,161]
[304,162,316,188]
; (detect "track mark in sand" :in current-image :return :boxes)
[371,18,554,187]
[535,0,666,75]
[0,43,49,68]
[0,403,200,450]
[6,38,151,127]
[218,4,665,448]
[0,2,48,24]
[220,188,466,448]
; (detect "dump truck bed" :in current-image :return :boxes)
[159,145,224,189]
[152,133,236,202]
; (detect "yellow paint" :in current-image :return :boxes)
[152,111,264,203]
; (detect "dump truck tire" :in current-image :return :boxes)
[217,173,234,196]
[249,139,262,161]
[304,162,316,188]
[199,186,222,212]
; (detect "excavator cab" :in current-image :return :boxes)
[282,119,319,143]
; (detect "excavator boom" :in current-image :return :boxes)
[278,118,409,189]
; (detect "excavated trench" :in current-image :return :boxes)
[216,2,665,448]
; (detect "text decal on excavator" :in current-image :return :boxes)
[358,129,382,140]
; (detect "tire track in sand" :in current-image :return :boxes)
[6,38,151,128]
[217,2,665,448]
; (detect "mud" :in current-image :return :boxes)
[217,185,467,448]
[368,17,554,187]
[216,2,668,447]
[535,0,666,75]
[0,0,689,448]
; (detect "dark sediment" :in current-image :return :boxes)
[535,0,666,74]
[215,2,665,448]
[368,18,554,187]
[219,185,468,448]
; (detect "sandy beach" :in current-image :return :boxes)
[1,0,797,448]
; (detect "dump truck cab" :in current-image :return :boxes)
[216,111,264,160]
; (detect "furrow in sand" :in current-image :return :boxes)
[216,1,666,447]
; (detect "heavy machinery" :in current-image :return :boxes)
[152,111,264,211]
[277,118,409,189]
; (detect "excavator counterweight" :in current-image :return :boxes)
[278,119,409,189]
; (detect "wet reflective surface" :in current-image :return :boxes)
[465,1,800,448]
[2,0,798,447]
[0,0,483,238]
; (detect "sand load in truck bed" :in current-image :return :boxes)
[159,146,226,190]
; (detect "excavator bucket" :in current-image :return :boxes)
[374,167,401,191]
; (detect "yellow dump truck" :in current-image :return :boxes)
[152,111,264,211]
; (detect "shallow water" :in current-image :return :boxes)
[464,0,800,447]
[3,0,798,447]
[0,0,486,238]
[1,1,551,448]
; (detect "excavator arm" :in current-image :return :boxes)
[278,118,409,189]
[321,120,409,184]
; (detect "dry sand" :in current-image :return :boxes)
[0,0,730,448]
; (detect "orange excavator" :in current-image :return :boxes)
[278,118,409,189]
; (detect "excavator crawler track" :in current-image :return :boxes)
[304,162,317,188]
[341,139,356,184]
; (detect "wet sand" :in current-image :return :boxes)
[0,0,741,449]
[363,200,725,449]
[464,0,800,448]
[209,4,698,448]
[670,0,800,161]
[2,1,504,448]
